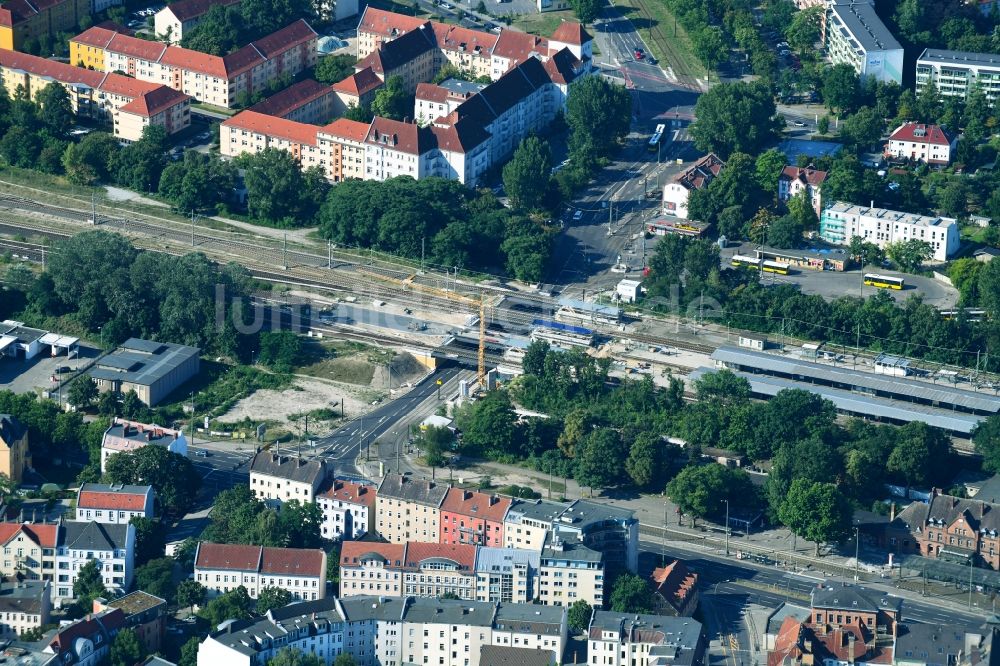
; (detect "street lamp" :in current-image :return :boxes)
[724,499,730,557]
[853,526,860,581]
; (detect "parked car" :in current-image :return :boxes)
[573,209,584,221]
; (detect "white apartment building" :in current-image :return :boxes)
[376,474,449,544]
[475,547,538,603]
[75,484,155,524]
[825,1,903,83]
[55,522,135,601]
[249,451,327,503]
[491,604,566,663]
[588,611,704,666]
[538,537,605,607]
[662,153,725,220]
[819,202,960,261]
[885,122,957,165]
[193,543,326,602]
[0,581,50,638]
[339,542,405,598]
[502,499,566,552]
[44,608,126,666]
[916,48,1000,104]
[778,165,827,218]
[316,479,376,541]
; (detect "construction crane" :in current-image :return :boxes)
[478,292,487,388]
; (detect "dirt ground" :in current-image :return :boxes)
[216,376,372,429]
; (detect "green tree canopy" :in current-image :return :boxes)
[176,579,207,610]
[62,132,120,185]
[569,0,601,23]
[567,599,592,634]
[690,81,783,158]
[66,376,98,409]
[609,573,652,613]
[778,479,852,555]
[135,557,175,601]
[371,76,411,121]
[666,464,756,527]
[256,586,293,614]
[565,75,631,161]
[104,445,202,515]
[269,648,324,666]
[886,239,932,272]
[109,628,146,666]
[73,559,106,607]
[315,54,357,84]
[502,136,552,211]
[37,82,74,138]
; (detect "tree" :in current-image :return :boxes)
[62,132,120,185]
[778,479,852,555]
[66,376,98,409]
[115,125,168,192]
[822,63,859,115]
[416,425,454,467]
[625,431,663,488]
[817,115,830,135]
[785,6,821,54]
[104,445,202,515]
[240,148,314,225]
[567,599,592,634]
[690,81,783,158]
[502,136,552,211]
[840,107,884,149]
[256,586,293,614]
[885,239,932,272]
[666,464,755,527]
[754,148,786,193]
[37,82,74,138]
[609,573,652,613]
[176,579,206,610]
[848,235,885,269]
[158,151,237,213]
[257,331,303,372]
[180,4,241,55]
[370,76,410,121]
[268,649,324,666]
[565,75,631,161]
[130,516,166,567]
[887,421,951,488]
[0,126,41,167]
[692,26,726,78]
[135,557,175,601]
[334,655,358,666]
[768,214,804,249]
[315,54,357,84]
[109,628,145,666]
[787,190,819,232]
[179,638,200,666]
[569,0,601,23]
[975,415,1000,474]
[453,391,516,457]
[73,559,106,605]
[199,585,255,627]
[693,369,750,406]
[575,428,627,493]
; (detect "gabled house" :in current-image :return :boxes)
[662,153,725,219]
[778,165,827,218]
[885,122,957,166]
[650,559,699,616]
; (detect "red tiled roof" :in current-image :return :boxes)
[161,0,241,23]
[780,165,827,186]
[403,541,476,570]
[358,6,427,39]
[120,85,190,117]
[431,22,498,56]
[333,66,383,97]
[318,479,377,507]
[78,490,149,511]
[0,49,105,88]
[650,559,697,611]
[0,0,78,27]
[340,540,404,566]
[249,78,333,118]
[251,19,316,58]
[321,117,371,143]
[223,110,319,146]
[70,26,118,49]
[107,32,168,61]
[550,20,591,46]
[440,488,511,522]
[415,82,449,104]
[0,523,58,549]
[888,122,953,146]
[676,153,724,191]
[544,46,583,85]
[366,116,430,155]
[49,609,126,657]
[159,43,233,79]
[195,543,263,571]
[260,546,325,577]
[492,29,548,63]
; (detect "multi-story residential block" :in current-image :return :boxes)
[884,122,957,165]
[400,541,477,599]
[0,580,50,638]
[475,546,538,603]
[819,202,960,261]
[415,78,484,125]
[75,483,155,524]
[0,51,191,142]
[70,20,317,108]
[89,339,201,406]
[55,521,135,600]
[93,590,167,654]
[778,165,827,218]
[537,500,637,576]
[376,473,449,543]
[316,478,376,541]
[249,451,327,503]
[810,585,900,636]
[100,419,187,473]
[0,523,58,588]
[248,79,339,125]
[887,489,1000,570]
[44,608,126,666]
[153,0,242,43]
[650,559,698,617]
[662,153,725,219]
[0,0,90,51]
[588,611,705,666]
[356,21,438,93]
[440,488,511,547]
[193,542,326,601]
[824,1,903,83]
[199,595,563,666]
[502,499,567,552]
[339,541,405,598]
[0,414,29,484]
[331,66,383,115]
[538,536,604,608]
[916,48,1000,104]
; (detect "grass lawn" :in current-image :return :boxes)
[512,9,576,36]
[191,102,236,117]
[612,0,702,82]
[296,340,394,385]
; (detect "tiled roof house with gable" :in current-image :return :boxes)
[316,478,377,540]
[650,559,699,617]
[662,153,725,219]
[76,483,155,524]
[440,488,512,547]
[249,450,327,503]
[44,608,127,666]
[885,122,958,165]
[194,542,327,601]
[376,473,450,544]
[778,165,827,217]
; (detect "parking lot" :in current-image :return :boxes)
[0,344,100,397]
[126,4,163,33]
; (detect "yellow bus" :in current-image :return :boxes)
[863,273,904,290]
[731,255,790,275]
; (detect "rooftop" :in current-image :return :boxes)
[829,1,901,52]
[888,122,953,146]
[541,537,603,563]
[401,596,495,626]
[248,79,334,119]
[62,521,131,552]
[0,415,26,446]
[918,47,1000,68]
[102,590,167,617]
[476,546,539,572]
[403,542,476,571]
[90,338,199,388]
[340,541,405,567]
[378,473,449,507]
[0,581,47,616]
[77,483,153,511]
[811,584,901,614]
[317,478,377,507]
[493,603,563,634]
[102,418,184,453]
[250,451,326,486]
[441,488,511,523]
[479,645,553,666]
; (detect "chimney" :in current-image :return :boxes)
[464,490,473,501]
[490,495,499,506]
[848,632,856,663]
[137,424,144,433]
[145,431,152,441]
[889,502,896,522]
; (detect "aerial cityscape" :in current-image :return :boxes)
[1,0,1000,664]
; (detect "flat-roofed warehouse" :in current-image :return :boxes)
[691,346,1000,437]
[89,338,200,406]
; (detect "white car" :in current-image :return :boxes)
[572,210,584,221]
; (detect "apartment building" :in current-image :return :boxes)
[819,202,960,261]
[153,0,242,43]
[376,473,449,543]
[662,153,725,219]
[0,0,89,51]
[55,521,135,601]
[331,66,383,115]
[778,165,827,218]
[825,1,903,83]
[0,523,58,588]
[440,488,511,547]
[339,541,405,598]
[538,536,604,607]
[475,546,537,603]
[93,590,168,654]
[194,542,327,601]
[356,21,438,93]
[0,50,191,142]
[249,451,327,503]
[502,499,567,552]
[885,122,957,165]
[0,414,29,484]
[100,419,187,473]
[916,48,1000,104]
[44,608,126,666]
[70,20,317,108]
[887,489,1000,570]
[75,484,155,524]
[588,611,705,666]
[316,478,376,541]
[249,78,339,124]
[0,581,50,639]
[198,595,567,666]
[415,78,484,125]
